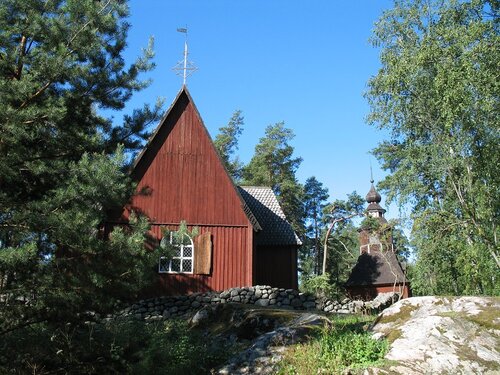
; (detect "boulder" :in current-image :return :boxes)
[303,301,316,310]
[190,307,211,327]
[255,299,270,307]
[370,296,500,374]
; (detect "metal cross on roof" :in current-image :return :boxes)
[172,27,198,86]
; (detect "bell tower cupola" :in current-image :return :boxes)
[365,179,386,221]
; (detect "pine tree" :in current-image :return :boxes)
[242,122,305,236]
[214,110,245,181]
[303,176,329,276]
[322,192,364,295]
[0,0,163,371]
[301,192,363,298]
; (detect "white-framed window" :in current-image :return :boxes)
[158,232,194,273]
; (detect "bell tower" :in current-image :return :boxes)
[365,180,385,219]
[346,178,411,299]
[359,179,393,254]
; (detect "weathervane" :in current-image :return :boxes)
[172,27,198,85]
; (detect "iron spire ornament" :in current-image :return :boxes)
[172,27,198,85]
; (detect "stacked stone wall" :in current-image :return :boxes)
[114,285,399,321]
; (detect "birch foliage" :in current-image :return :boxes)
[366,0,499,294]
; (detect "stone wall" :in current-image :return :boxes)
[114,285,399,321]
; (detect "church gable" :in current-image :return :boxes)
[129,87,250,226]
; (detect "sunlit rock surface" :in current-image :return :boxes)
[370,296,500,374]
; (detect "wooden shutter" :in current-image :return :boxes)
[194,232,212,275]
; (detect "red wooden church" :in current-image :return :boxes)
[345,181,411,300]
[119,86,301,296]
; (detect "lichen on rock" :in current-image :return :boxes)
[370,296,500,374]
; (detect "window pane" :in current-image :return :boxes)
[182,259,193,272]
[159,257,169,272]
[170,259,181,272]
[181,235,191,246]
[160,237,169,249]
[158,232,194,273]
[171,234,182,246]
[183,246,193,258]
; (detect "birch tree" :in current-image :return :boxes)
[366,0,499,295]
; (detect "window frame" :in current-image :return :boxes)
[158,232,194,274]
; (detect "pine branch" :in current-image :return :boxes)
[18,0,115,109]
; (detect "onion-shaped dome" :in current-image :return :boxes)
[366,181,382,203]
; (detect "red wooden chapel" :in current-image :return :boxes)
[118,86,301,296]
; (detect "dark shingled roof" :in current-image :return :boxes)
[345,250,406,286]
[238,186,301,246]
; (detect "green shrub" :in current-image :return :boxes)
[277,315,388,374]
[0,318,231,374]
[301,273,335,299]
[132,319,229,375]
[319,329,388,369]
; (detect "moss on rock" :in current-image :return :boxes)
[369,296,500,374]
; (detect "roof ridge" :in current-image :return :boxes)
[238,186,273,189]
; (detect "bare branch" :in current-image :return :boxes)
[322,206,360,275]
[335,238,358,260]
[15,35,27,80]
[18,81,52,109]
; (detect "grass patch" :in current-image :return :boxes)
[276,315,388,374]
[464,308,500,331]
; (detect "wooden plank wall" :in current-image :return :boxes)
[144,225,251,296]
[254,246,298,290]
[127,90,254,296]
[131,92,249,226]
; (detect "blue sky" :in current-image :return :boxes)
[121,0,405,221]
